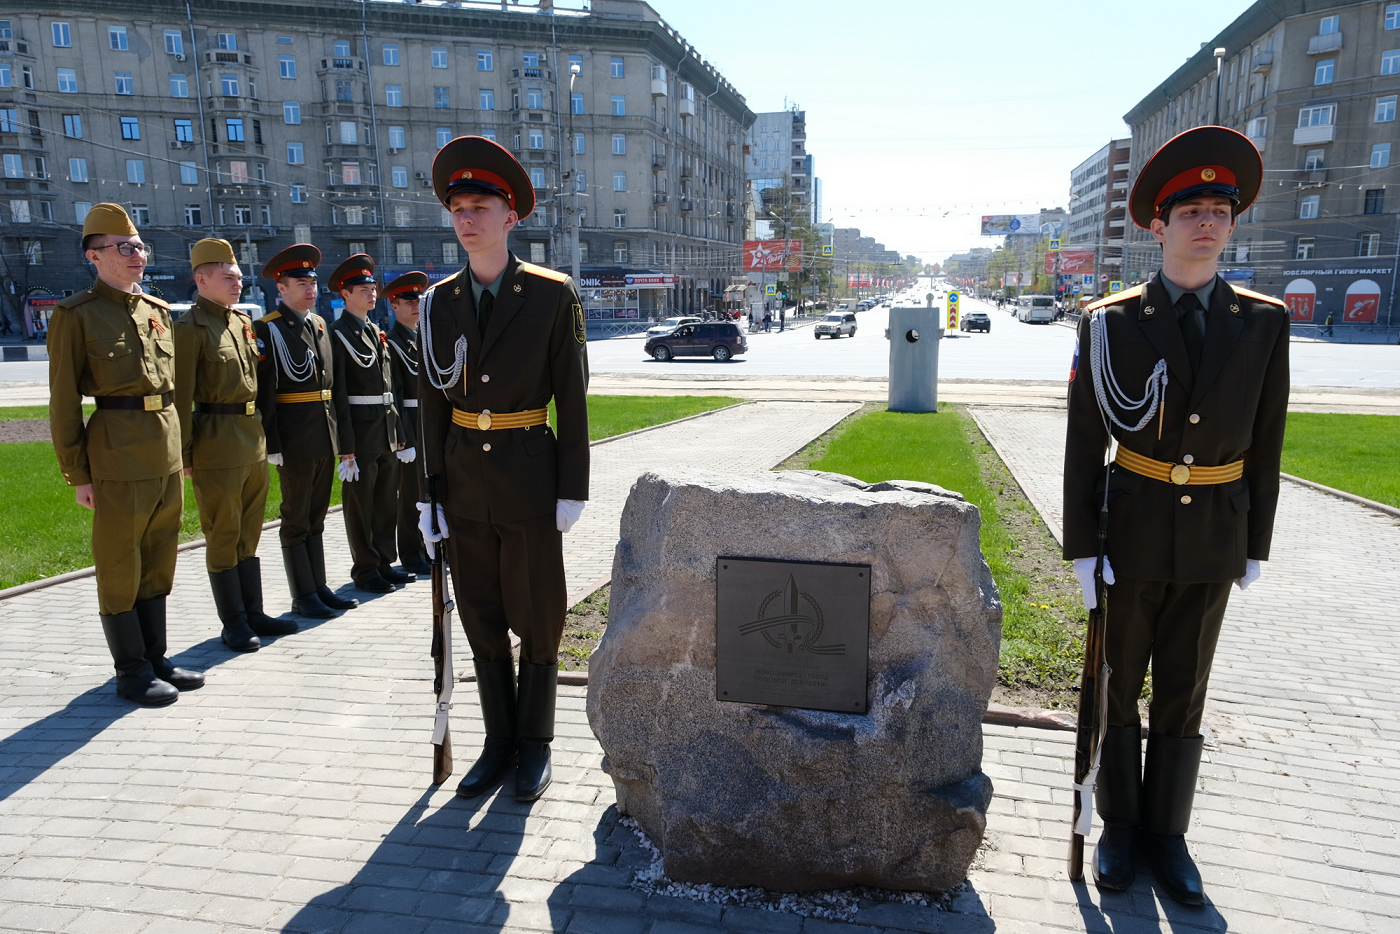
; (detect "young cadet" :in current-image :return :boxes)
[174,238,297,653]
[327,254,413,593]
[417,137,590,802]
[48,203,204,706]
[252,244,359,618]
[1063,126,1289,905]
[383,271,432,576]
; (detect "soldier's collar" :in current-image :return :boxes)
[93,277,145,303]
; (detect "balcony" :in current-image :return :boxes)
[1248,135,1267,152]
[318,56,365,74]
[1252,50,1273,73]
[205,50,255,67]
[323,143,368,159]
[678,199,693,212]
[652,192,669,204]
[650,78,667,97]
[1307,33,1342,54]
[0,38,32,56]
[651,154,666,169]
[1293,124,1335,145]
[316,101,371,119]
[678,98,695,117]
[204,96,262,114]
[511,67,549,80]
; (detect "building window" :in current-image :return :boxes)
[338,121,357,144]
[233,203,251,224]
[434,87,450,108]
[2,154,19,178]
[1389,3,1400,29]
[431,47,448,68]
[127,160,146,184]
[1299,194,1319,219]
[128,205,149,226]
[529,128,544,149]
[396,241,413,263]
[52,22,71,47]
[1298,104,1335,127]
[527,87,543,109]
[0,109,17,133]
[574,134,586,155]
[576,170,586,192]
[230,161,249,183]
[1373,143,1393,168]
[377,43,397,66]
[612,134,626,155]
[1377,96,1397,122]
[440,209,453,228]
[164,29,183,55]
[1304,149,1324,171]
[525,168,543,188]
[8,199,30,223]
[69,157,88,182]
[295,224,312,242]
[284,101,301,124]
[344,206,364,225]
[1296,237,1316,260]
[278,56,296,79]
[121,116,140,140]
[21,239,42,265]
[1318,15,1338,35]
[332,39,350,57]
[55,68,77,93]
[74,201,92,223]
[613,171,627,191]
[335,80,353,102]
[182,204,201,226]
[287,142,304,164]
[386,85,402,107]
[614,240,628,263]
[388,125,405,149]
[391,166,407,188]
[226,118,245,142]
[1314,59,1334,85]
[1384,50,1400,75]
[174,118,193,142]
[114,72,134,95]
[530,242,547,264]
[1364,189,1385,214]
[610,57,624,78]
[568,54,583,74]
[477,50,493,71]
[571,93,584,115]
[217,33,237,51]
[63,114,82,137]
[479,89,494,110]
[180,162,198,184]
[442,241,459,264]
[436,127,452,147]
[341,162,360,185]
[614,209,626,228]
[1358,233,1381,257]
[169,74,188,97]
[221,74,239,96]
[394,206,411,227]
[291,184,307,203]
[611,95,626,116]
[1234,239,1251,262]
[108,26,128,51]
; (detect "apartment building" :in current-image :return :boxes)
[0,0,753,323]
[745,107,814,226]
[1122,0,1399,333]
[1065,138,1130,300]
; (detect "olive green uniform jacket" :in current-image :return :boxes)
[173,296,264,469]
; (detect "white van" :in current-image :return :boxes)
[1017,294,1056,324]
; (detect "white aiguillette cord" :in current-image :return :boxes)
[1089,309,1168,437]
[334,327,377,369]
[419,287,468,390]
[267,317,315,384]
[388,336,418,376]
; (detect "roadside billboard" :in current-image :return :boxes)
[743,239,803,271]
[1343,279,1381,323]
[1043,249,1095,275]
[981,214,1042,236]
[1283,278,1316,322]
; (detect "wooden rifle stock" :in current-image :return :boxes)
[428,474,454,785]
[1069,483,1113,880]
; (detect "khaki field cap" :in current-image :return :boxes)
[189,238,238,269]
[82,203,138,239]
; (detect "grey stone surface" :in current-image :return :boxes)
[588,469,1001,893]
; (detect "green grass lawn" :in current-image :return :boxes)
[1282,413,1400,508]
[0,395,742,589]
[0,404,94,421]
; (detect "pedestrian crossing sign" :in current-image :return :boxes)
[1109,281,1123,293]
[821,244,833,257]
[765,284,777,296]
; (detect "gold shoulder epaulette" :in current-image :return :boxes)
[258,310,283,323]
[518,262,569,283]
[57,289,97,310]
[426,270,460,293]
[1086,285,1144,312]
[142,294,171,310]
[1232,286,1286,307]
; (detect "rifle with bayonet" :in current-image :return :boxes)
[428,473,454,785]
[1068,470,1113,880]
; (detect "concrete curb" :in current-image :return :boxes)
[1,345,48,362]
[588,400,750,448]
[1280,472,1400,519]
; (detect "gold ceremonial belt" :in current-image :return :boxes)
[275,389,333,404]
[1114,446,1244,486]
[451,407,548,431]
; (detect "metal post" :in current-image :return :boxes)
[1213,47,1226,125]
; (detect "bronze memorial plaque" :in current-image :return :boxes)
[715,556,870,714]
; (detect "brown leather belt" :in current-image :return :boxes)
[198,401,257,416]
[451,406,548,431]
[1115,446,1244,486]
[94,392,173,412]
[275,389,333,404]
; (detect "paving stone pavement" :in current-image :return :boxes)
[2,400,1397,933]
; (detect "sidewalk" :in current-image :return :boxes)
[1,402,1397,933]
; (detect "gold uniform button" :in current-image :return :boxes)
[1183,454,1195,464]
[482,443,492,452]
[108,352,115,357]
[1180,495,1192,505]
[1189,414,1201,424]
[481,374,490,382]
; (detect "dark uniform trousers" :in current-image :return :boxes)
[92,472,183,616]
[387,322,427,570]
[343,450,399,582]
[277,458,334,546]
[396,459,426,567]
[192,464,270,571]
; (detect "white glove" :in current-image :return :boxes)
[1235,559,1262,591]
[337,456,359,482]
[396,447,417,463]
[417,501,449,558]
[556,499,586,533]
[1072,557,1116,610]
[267,453,284,467]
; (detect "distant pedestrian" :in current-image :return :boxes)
[1322,312,1333,338]
[763,312,772,332]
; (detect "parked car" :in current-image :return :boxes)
[645,321,747,361]
[960,311,991,333]
[644,315,701,338]
[814,312,857,339]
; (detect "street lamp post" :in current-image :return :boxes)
[1213,47,1226,125]
[566,63,582,286]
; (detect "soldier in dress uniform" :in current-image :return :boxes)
[1063,126,1289,905]
[327,254,414,593]
[174,238,298,653]
[252,244,359,618]
[47,203,204,706]
[417,137,590,802]
[383,271,432,576]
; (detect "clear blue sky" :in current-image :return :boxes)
[656,0,1254,264]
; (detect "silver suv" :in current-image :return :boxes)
[814,312,857,339]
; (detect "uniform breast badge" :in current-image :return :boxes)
[572,304,586,345]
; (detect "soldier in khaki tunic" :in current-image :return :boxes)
[417,138,589,803]
[328,255,413,593]
[174,238,298,653]
[1063,127,1289,905]
[252,244,358,618]
[47,203,204,706]
[383,271,431,576]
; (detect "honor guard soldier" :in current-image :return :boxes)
[384,271,432,576]
[328,255,414,593]
[417,137,590,802]
[48,204,204,706]
[174,239,298,653]
[253,244,359,618]
[1063,126,1289,905]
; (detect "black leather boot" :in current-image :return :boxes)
[238,557,298,636]
[381,566,417,585]
[403,556,432,576]
[134,596,205,691]
[515,660,557,802]
[355,574,395,594]
[456,658,518,799]
[210,568,259,652]
[100,611,178,706]
[306,535,358,609]
[1093,724,1142,891]
[283,545,334,618]
[1143,733,1207,906]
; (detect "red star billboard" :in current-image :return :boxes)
[743,239,803,271]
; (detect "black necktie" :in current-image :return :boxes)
[477,289,494,333]
[1176,293,1206,373]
